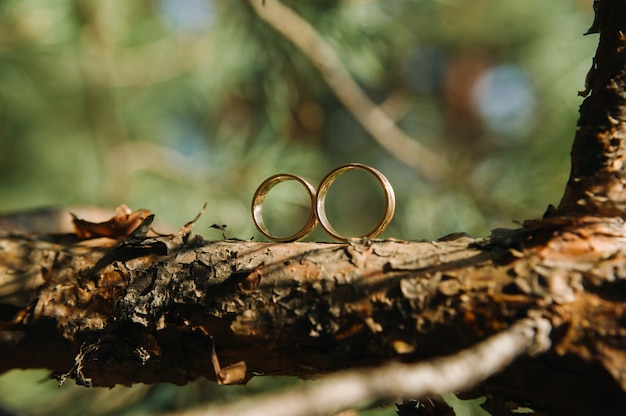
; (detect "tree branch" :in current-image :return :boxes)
[2,214,626,414]
[174,316,551,416]
[247,0,451,181]
[558,0,626,217]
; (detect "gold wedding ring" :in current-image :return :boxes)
[251,173,318,242]
[316,163,395,242]
[251,163,395,242]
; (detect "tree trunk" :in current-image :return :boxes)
[558,0,626,216]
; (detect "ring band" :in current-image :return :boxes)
[316,163,395,242]
[251,173,318,242]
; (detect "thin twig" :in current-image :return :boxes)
[248,0,451,182]
[174,316,552,416]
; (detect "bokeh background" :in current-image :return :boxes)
[0,0,596,414]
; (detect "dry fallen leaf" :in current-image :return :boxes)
[72,205,151,239]
[211,337,247,385]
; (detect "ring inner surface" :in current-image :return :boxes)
[316,164,394,241]
[252,174,317,242]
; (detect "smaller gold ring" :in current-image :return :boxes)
[251,173,318,242]
[316,163,395,242]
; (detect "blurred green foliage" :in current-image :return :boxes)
[0,0,596,414]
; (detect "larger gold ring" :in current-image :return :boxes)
[316,163,395,242]
[251,173,318,242]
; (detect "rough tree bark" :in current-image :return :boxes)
[558,0,626,217]
[2,1,626,416]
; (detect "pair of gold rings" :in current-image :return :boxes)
[251,163,395,242]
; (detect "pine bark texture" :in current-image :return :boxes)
[558,0,626,216]
[2,215,626,414]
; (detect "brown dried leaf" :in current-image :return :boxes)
[216,361,247,385]
[72,205,151,240]
[211,337,247,385]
